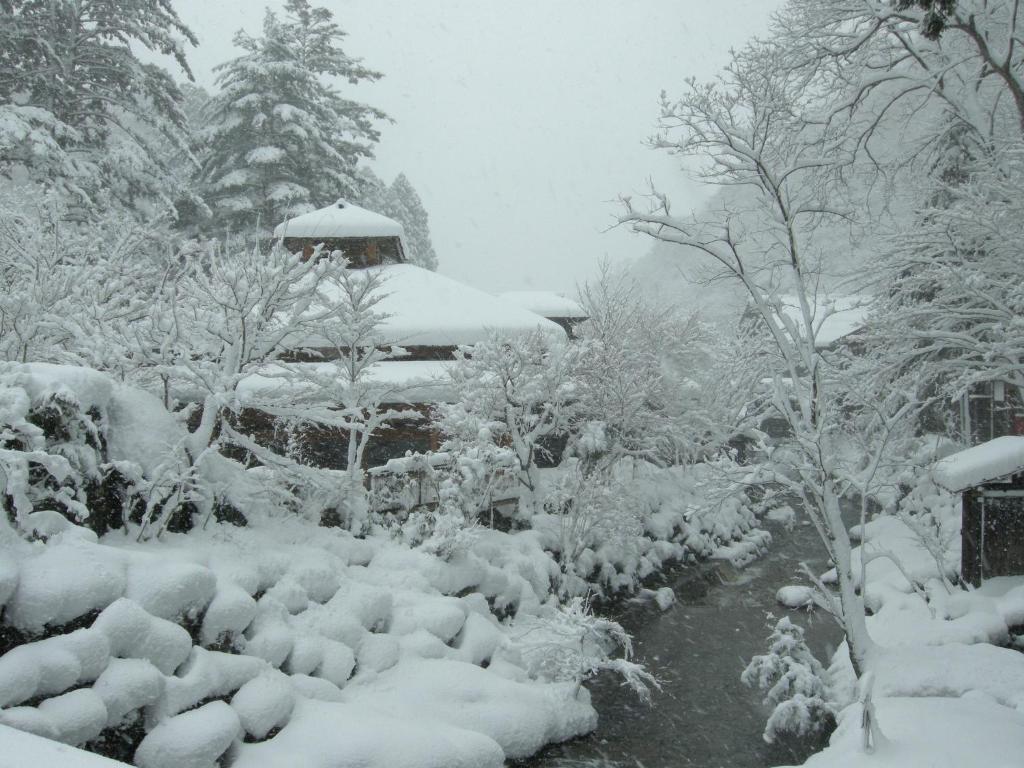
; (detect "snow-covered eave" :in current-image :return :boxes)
[932,436,1024,493]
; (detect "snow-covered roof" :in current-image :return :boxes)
[497,291,587,319]
[776,295,868,349]
[932,436,1024,492]
[273,199,405,240]
[314,264,567,347]
[237,360,457,405]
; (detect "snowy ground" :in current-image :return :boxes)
[777,483,1024,768]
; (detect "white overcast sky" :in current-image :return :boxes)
[168,0,781,292]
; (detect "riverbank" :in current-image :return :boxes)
[524,514,840,767]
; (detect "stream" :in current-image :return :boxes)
[525,513,843,768]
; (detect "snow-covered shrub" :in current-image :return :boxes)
[512,596,657,703]
[742,616,834,744]
[435,330,579,515]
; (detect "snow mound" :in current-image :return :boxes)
[343,658,597,759]
[231,671,295,740]
[92,598,192,676]
[232,698,505,768]
[790,696,1024,768]
[7,540,127,632]
[37,688,108,746]
[134,700,241,768]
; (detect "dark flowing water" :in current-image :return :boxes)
[525,515,843,768]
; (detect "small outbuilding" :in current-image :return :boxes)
[933,436,1024,586]
[497,290,588,338]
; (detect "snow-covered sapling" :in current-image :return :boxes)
[741,616,834,745]
[514,596,658,703]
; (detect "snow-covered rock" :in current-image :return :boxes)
[92,658,165,727]
[230,672,295,740]
[199,582,257,647]
[92,598,191,675]
[37,688,108,746]
[6,541,127,632]
[134,701,241,768]
[124,558,216,622]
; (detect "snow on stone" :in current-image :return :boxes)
[776,585,816,609]
[0,628,110,707]
[389,591,467,642]
[6,540,127,633]
[451,613,505,666]
[154,648,264,720]
[92,598,192,676]
[341,658,596,759]
[230,671,295,740]
[124,557,217,622]
[355,632,401,675]
[233,698,505,768]
[0,723,129,768]
[315,639,356,686]
[496,291,587,319]
[932,435,1024,492]
[273,199,405,240]
[133,700,241,768]
[199,581,257,647]
[37,688,108,746]
[92,658,165,727]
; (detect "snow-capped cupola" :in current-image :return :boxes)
[273,199,407,267]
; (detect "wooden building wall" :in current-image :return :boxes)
[961,474,1024,587]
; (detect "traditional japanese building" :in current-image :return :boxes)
[234,200,566,470]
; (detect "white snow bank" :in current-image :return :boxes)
[230,671,295,740]
[0,723,129,767]
[341,659,596,759]
[37,688,108,746]
[787,696,1024,768]
[233,697,505,768]
[932,436,1024,492]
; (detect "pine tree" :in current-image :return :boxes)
[0,0,198,213]
[384,173,438,270]
[200,0,384,234]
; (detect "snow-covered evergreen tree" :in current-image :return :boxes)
[200,0,384,233]
[0,0,198,212]
[384,173,438,270]
[742,616,834,745]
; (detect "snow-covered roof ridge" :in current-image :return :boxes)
[932,436,1024,492]
[273,199,405,240]
[497,290,587,319]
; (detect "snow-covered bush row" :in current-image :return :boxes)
[528,458,773,599]
[0,512,610,766]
